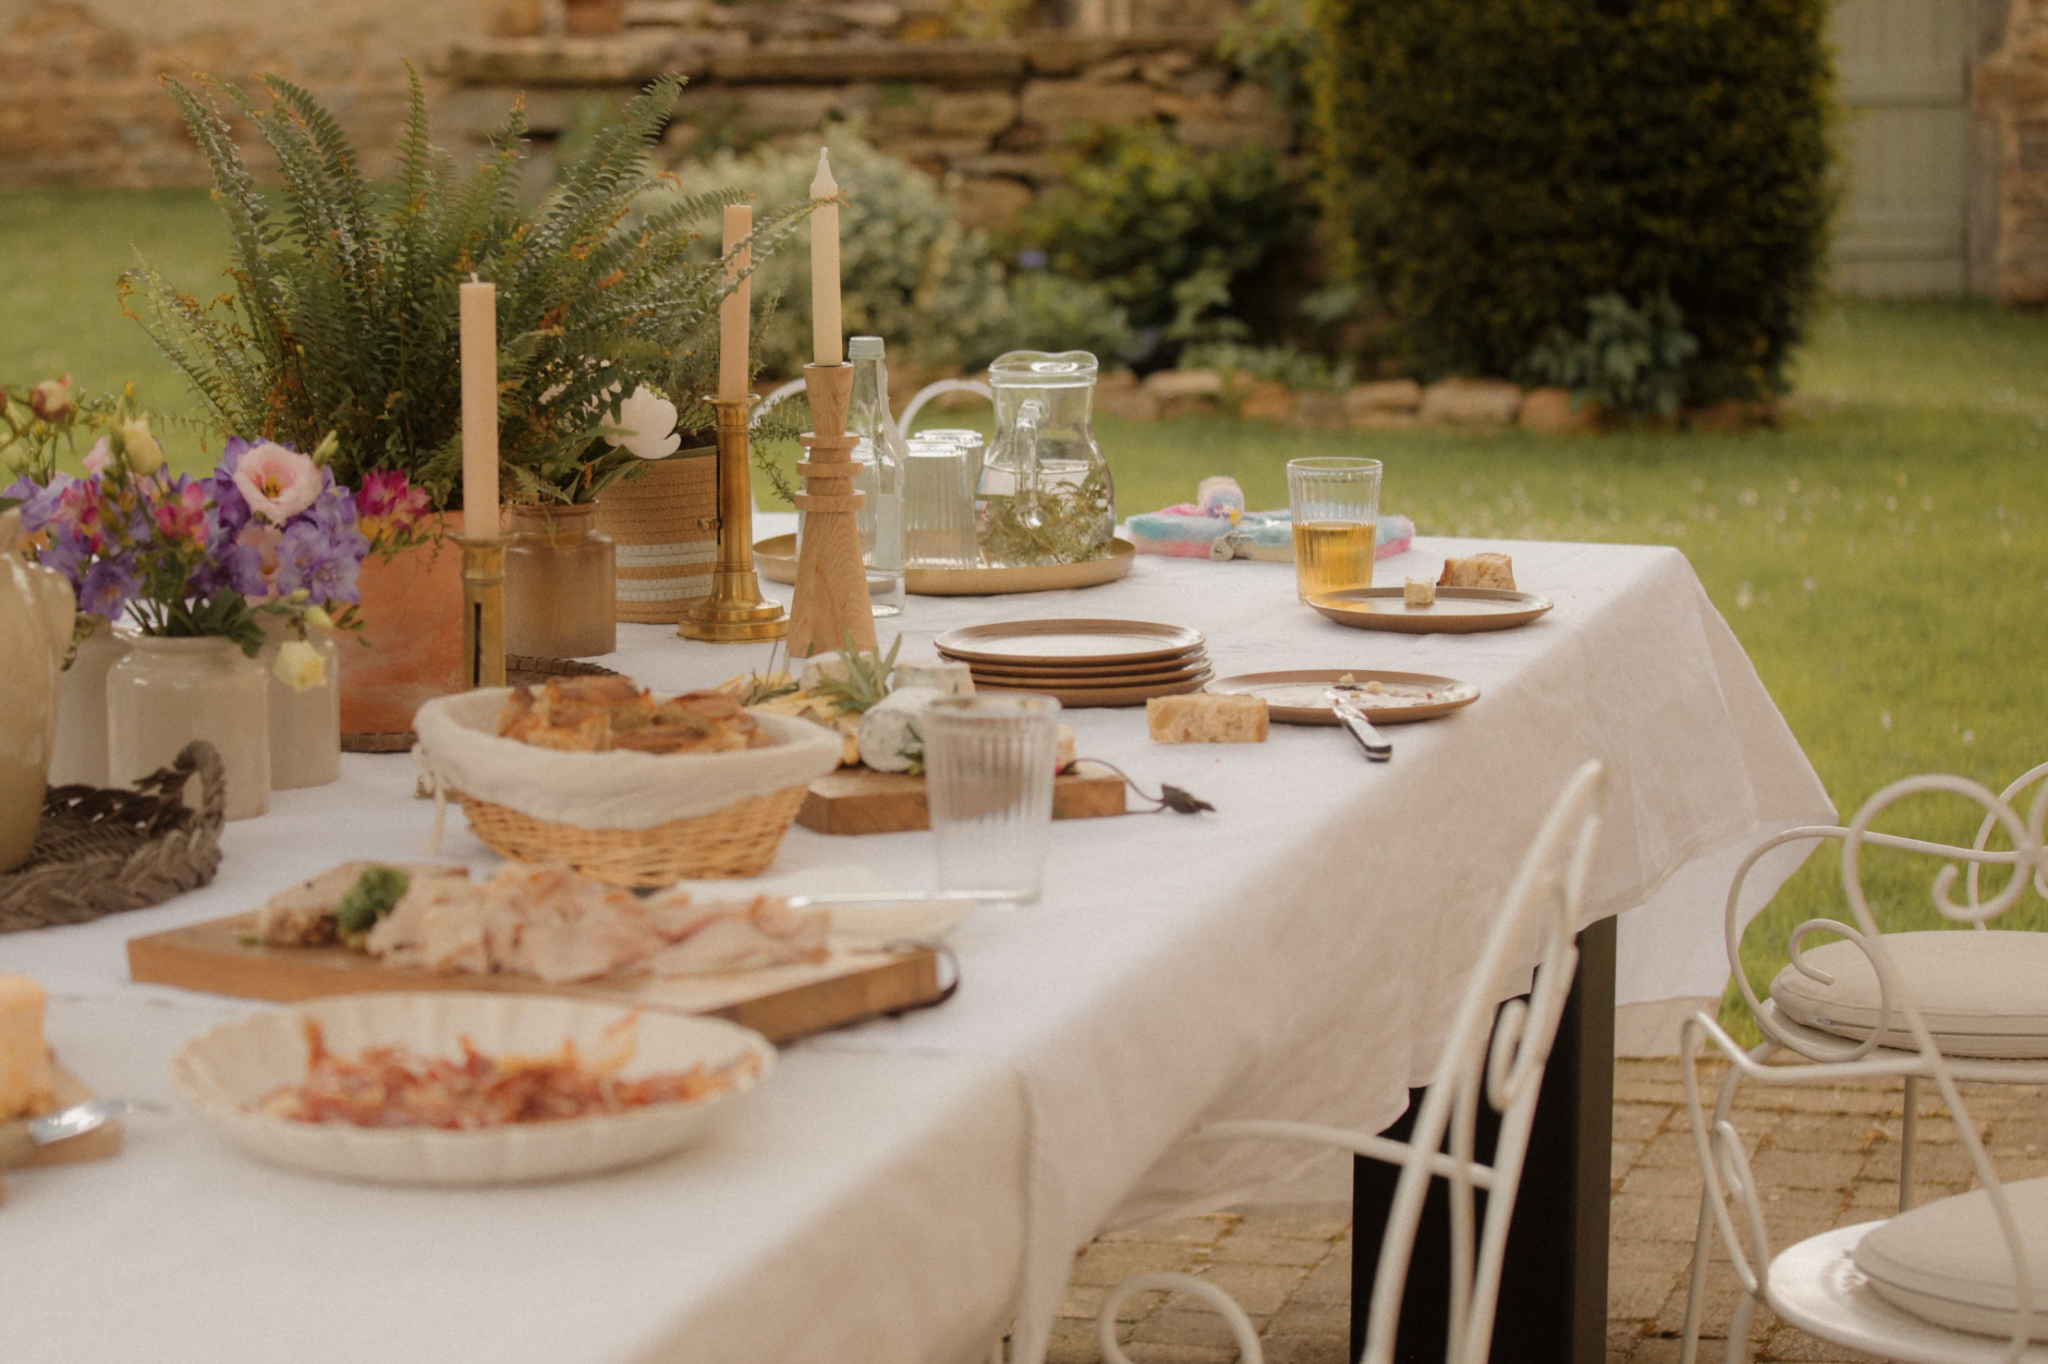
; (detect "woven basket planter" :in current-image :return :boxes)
[595,456,718,624]
[0,741,225,931]
[458,784,810,888]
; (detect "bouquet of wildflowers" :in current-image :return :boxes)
[5,434,370,689]
[0,375,124,491]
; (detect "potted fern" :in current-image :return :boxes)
[126,70,809,733]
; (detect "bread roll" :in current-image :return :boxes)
[1438,553,1515,590]
[1147,693,1269,744]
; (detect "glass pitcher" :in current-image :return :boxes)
[976,351,1115,567]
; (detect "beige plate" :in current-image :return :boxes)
[1307,587,1554,634]
[968,661,1213,690]
[933,619,1205,667]
[753,536,1138,596]
[973,669,1213,708]
[1206,670,1481,726]
[944,648,1208,680]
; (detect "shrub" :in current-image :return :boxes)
[1018,124,1316,354]
[666,134,1011,379]
[1307,0,1834,402]
[1527,292,1699,419]
[1003,271,1134,362]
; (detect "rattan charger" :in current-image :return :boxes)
[458,783,811,888]
[0,741,226,931]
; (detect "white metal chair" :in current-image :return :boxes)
[1093,759,1608,1364]
[1680,768,2048,1363]
[1679,761,2048,1363]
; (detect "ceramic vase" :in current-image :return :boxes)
[107,636,271,822]
[260,622,342,790]
[50,618,133,788]
[504,504,616,658]
[0,509,77,872]
[340,515,466,739]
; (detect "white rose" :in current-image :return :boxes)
[119,420,164,476]
[272,639,327,693]
[611,386,681,460]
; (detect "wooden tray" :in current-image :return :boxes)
[0,1062,122,1186]
[755,535,1138,596]
[128,918,940,1045]
[800,761,1127,835]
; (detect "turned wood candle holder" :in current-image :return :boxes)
[786,362,877,658]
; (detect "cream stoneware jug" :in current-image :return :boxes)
[0,507,78,872]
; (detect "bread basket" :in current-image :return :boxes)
[412,690,842,887]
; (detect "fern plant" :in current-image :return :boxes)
[123,68,814,509]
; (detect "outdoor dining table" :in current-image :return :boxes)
[0,519,1834,1364]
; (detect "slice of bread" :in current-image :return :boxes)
[1438,552,1516,590]
[1147,693,1269,744]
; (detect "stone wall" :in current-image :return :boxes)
[1980,0,2048,301]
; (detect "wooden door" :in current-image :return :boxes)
[1831,0,1972,295]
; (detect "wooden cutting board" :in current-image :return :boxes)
[128,917,940,1045]
[799,760,1127,836]
[0,1062,123,1198]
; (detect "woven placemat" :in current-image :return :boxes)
[0,741,226,932]
[338,656,625,753]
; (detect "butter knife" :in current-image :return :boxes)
[1324,688,1392,762]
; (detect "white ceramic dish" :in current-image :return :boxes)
[171,992,774,1186]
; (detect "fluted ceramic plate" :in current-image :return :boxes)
[171,992,773,1186]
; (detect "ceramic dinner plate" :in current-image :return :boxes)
[751,536,1138,596]
[1206,670,1481,726]
[942,649,1207,681]
[1306,587,1554,634]
[966,661,1213,690]
[973,669,1213,708]
[933,619,1205,666]
[172,992,773,1186]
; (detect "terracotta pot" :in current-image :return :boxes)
[340,516,466,737]
[0,509,76,872]
[562,0,627,35]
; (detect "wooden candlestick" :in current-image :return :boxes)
[677,396,788,643]
[785,362,875,658]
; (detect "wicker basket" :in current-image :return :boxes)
[458,784,810,888]
[595,455,718,623]
[0,742,226,931]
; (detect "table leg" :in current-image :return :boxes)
[1350,916,1616,1364]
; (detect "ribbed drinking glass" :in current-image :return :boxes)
[1286,457,1381,602]
[923,694,1061,903]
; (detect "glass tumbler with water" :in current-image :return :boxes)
[903,430,984,570]
[1286,457,1382,601]
[923,694,1061,903]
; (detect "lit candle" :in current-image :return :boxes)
[810,149,842,367]
[720,204,752,402]
[459,275,499,537]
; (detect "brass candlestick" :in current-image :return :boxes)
[677,394,788,643]
[459,534,507,690]
[785,362,877,659]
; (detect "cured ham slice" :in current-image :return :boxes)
[365,864,829,983]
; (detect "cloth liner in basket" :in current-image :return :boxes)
[414,691,842,830]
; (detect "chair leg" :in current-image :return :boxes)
[1722,1291,1759,1364]
[1681,1047,1767,1364]
[1899,1076,1919,1213]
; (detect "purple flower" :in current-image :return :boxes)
[11,472,82,535]
[272,519,361,604]
[35,525,92,585]
[76,557,140,618]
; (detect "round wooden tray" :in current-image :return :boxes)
[753,535,1136,596]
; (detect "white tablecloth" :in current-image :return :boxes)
[0,527,1833,1364]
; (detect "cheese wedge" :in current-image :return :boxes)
[0,975,55,1120]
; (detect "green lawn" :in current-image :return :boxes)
[7,187,2045,1039]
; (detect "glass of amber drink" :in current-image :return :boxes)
[1287,457,1382,601]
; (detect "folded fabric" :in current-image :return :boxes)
[1128,475,1414,563]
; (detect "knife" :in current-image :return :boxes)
[1324,688,1392,762]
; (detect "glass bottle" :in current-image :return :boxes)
[848,336,906,616]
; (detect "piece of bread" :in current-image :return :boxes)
[1404,577,1436,607]
[1438,552,1516,590]
[1147,693,1269,744]
[0,975,55,1120]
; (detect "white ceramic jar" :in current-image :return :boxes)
[260,623,341,790]
[107,636,271,821]
[0,508,77,871]
[50,618,133,788]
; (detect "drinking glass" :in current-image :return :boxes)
[1287,457,1382,601]
[903,431,984,570]
[923,694,1061,903]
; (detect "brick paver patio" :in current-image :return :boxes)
[1040,1059,2048,1364]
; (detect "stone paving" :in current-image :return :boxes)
[1039,1058,2048,1364]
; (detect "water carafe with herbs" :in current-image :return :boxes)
[976,351,1114,567]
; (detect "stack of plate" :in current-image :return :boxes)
[934,620,1211,708]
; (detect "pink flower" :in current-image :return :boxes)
[29,375,76,423]
[231,441,321,524]
[153,480,208,546]
[353,469,431,548]
[81,438,113,477]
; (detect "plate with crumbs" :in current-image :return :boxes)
[1306,587,1553,634]
[1205,670,1480,726]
